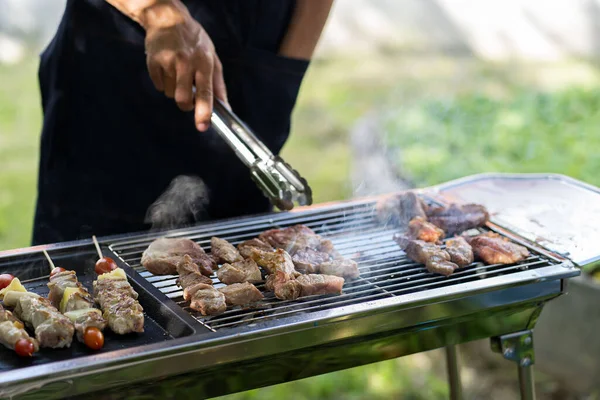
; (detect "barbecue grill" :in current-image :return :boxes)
[0,173,597,400]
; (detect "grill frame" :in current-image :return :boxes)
[0,180,583,400]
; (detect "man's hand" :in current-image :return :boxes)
[106,0,228,131]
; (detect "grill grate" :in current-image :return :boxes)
[109,202,559,331]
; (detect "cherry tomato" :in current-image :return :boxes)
[0,274,14,290]
[95,257,117,275]
[83,327,104,350]
[50,267,66,277]
[14,339,35,357]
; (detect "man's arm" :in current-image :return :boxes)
[105,0,226,131]
[278,0,334,60]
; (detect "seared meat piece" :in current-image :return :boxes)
[141,237,215,276]
[317,239,343,260]
[407,216,445,243]
[318,259,360,279]
[186,284,227,315]
[376,191,427,227]
[249,248,299,278]
[273,272,345,300]
[211,237,243,264]
[14,294,75,348]
[292,248,331,274]
[259,225,322,255]
[217,259,262,284]
[218,282,264,306]
[465,232,530,265]
[93,272,144,335]
[177,255,226,315]
[394,235,458,276]
[237,238,274,259]
[48,270,107,342]
[445,237,474,267]
[0,304,39,354]
[426,204,489,236]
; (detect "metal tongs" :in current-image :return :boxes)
[210,99,313,211]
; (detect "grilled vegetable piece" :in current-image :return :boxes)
[93,269,144,334]
[13,294,74,349]
[269,272,345,300]
[211,237,243,264]
[0,274,15,290]
[445,237,474,267]
[218,282,263,306]
[465,232,529,265]
[217,259,262,285]
[177,255,226,316]
[318,259,360,279]
[0,304,39,356]
[0,277,26,300]
[141,237,215,276]
[95,257,118,275]
[48,270,107,344]
[394,235,458,277]
[426,203,489,236]
[407,216,445,243]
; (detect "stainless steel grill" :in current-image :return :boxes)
[110,199,560,333]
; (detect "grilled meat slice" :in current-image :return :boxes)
[273,272,345,300]
[465,232,530,264]
[318,259,360,279]
[211,237,243,264]
[93,275,144,335]
[14,295,74,348]
[141,237,215,276]
[407,216,445,243]
[292,248,331,274]
[217,259,262,284]
[186,284,227,315]
[376,191,427,227]
[0,304,39,354]
[317,239,343,260]
[445,237,474,267]
[177,256,214,299]
[218,282,264,306]
[426,204,489,236]
[249,248,299,278]
[395,235,458,276]
[237,238,274,259]
[259,225,322,255]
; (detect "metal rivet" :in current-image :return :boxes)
[503,348,514,357]
[524,337,532,346]
[521,357,531,367]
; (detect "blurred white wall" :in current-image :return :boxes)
[1,0,600,64]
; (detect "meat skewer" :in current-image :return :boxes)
[44,250,107,350]
[91,236,145,334]
[0,303,39,357]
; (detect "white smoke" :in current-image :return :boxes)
[145,175,210,230]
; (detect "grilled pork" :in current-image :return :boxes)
[395,235,458,276]
[407,216,445,243]
[177,255,226,316]
[426,204,489,236]
[48,270,107,341]
[318,259,360,279]
[217,259,262,284]
[465,232,530,264]
[376,191,428,227]
[0,304,39,354]
[211,237,243,264]
[93,269,144,334]
[317,239,344,260]
[237,238,274,259]
[218,282,263,306]
[13,294,75,348]
[259,225,322,255]
[291,248,331,274]
[270,272,345,300]
[445,237,474,267]
[248,248,299,278]
[141,237,215,276]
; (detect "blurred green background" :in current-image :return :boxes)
[1,52,599,399]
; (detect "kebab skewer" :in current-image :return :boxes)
[91,236,145,334]
[0,300,39,357]
[44,250,107,350]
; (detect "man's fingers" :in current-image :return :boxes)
[147,58,164,91]
[161,55,176,99]
[174,55,194,111]
[194,52,214,131]
[212,55,229,109]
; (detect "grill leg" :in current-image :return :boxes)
[491,330,536,400]
[445,345,463,400]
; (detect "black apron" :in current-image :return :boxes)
[32,0,309,245]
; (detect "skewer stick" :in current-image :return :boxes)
[42,249,56,272]
[92,235,103,259]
